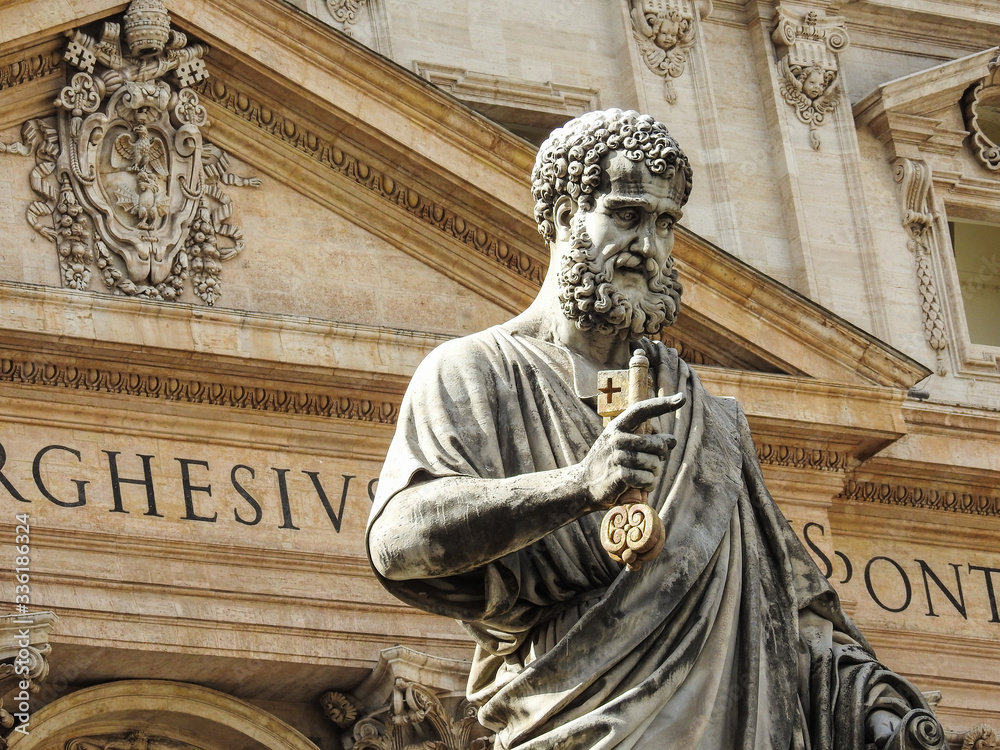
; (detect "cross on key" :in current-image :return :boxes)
[596,370,628,425]
[598,376,621,407]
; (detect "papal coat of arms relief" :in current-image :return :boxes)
[4,0,259,305]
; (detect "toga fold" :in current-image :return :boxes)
[369,325,930,750]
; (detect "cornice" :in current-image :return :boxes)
[839,478,1000,518]
[903,400,1000,436]
[841,0,1000,33]
[676,227,932,389]
[755,441,851,472]
[194,76,545,289]
[413,62,601,122]
[853,47,998,140]
[697,369,910,459]
[0,280,446,379]
[0,350,403,424]
[0,47,61,91]
[862,628,1000,666]
[15,524,372,575]
[48,606,466,669]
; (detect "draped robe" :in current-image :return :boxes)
[368,325,933,750]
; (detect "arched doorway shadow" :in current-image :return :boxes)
[8,680,321,750]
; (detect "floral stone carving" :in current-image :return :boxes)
[348,678,490,750]
[629,0,702,105]
[4,0,259,305]
[322,647,492,750]
[328,0,369,25]
[961,724,998,750]
[892,157,948,375]
[772,9,849,150]
[320,691,359,728]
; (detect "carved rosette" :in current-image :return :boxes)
[629,0,703,105]
[892,157,948,375]
[772,9,849,150]
[323,675,491,750]
[321,691,359,728]
[959,724,998,750]
[962,52,1000,170]
[5,0,260,305]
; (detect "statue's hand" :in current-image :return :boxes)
[580,393,685,510]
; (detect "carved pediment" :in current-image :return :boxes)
[1,0,927,396]
[854,46,998,162]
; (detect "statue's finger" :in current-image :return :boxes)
[613,393,686,434]
[617,432,677,457]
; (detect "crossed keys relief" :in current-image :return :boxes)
[2,0,260,305]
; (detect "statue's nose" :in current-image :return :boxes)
[636,235,654,258]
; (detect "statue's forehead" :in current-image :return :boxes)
[600,150,683,204]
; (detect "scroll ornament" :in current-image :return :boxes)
[629,0,697,105]
[330,679,492,750]
[2,0,260,305]
[893,157,948,375]
[772,9,849,150]
[960,724,998,750]
[328,0,369,26]
[0,613,56,750]
[963,51,1000,170]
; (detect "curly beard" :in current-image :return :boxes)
[556,213,682,337]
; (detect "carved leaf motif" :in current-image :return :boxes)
[320,691,359,728]
[328,0,366,24]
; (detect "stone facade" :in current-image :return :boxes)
[0,0,997,748]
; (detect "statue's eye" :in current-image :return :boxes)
[656,214,676,231]
[613,208,639,225]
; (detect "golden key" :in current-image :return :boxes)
[596,349,666,571]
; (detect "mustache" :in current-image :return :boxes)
[557,223,681,336]
[603,244,661,277]
[597,244,672,296]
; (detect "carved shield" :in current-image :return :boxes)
[58,77,203,286]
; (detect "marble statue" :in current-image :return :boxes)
[367,109,943,750]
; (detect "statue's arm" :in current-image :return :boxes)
[368,394,684,581]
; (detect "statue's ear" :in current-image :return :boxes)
[553,195,576,242]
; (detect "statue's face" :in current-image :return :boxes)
[802,68,827,99]
[583,152,681,291]
[652,16,681,49]
[554,151,684,336]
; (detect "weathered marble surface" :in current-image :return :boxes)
[368,110,943,750]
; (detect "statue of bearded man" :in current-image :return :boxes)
[367,109,942,750]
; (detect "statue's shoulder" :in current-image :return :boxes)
[410,327,511,386]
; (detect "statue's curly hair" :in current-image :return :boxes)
[531,109,692,243]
